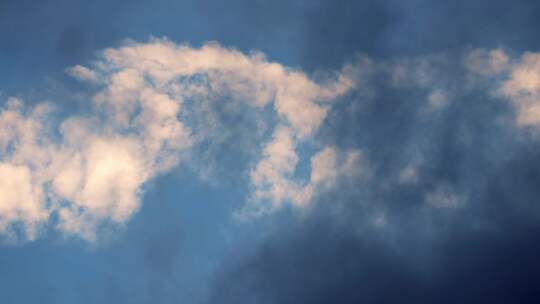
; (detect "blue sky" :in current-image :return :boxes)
[2,1,540,303]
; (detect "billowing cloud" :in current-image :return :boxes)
[4,39,540,242]
[0,38,357,241]
[467,49,540,131]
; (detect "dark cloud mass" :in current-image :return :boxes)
[207,82,540,302]
[208,219,540,304]
[205,1,540,300]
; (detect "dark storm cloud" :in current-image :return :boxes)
[205,0,540,298]
[206,96,540,302]
[208,216,540,304]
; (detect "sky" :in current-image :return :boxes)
[2,0,540,303]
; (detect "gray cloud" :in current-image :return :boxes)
[205,47,540,303]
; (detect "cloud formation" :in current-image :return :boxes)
[0,38,357,240]
[205,46,540,304]
[2,38,540,242]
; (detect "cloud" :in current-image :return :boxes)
[304,147,365,200]
[244,138,365,217]
[424,184,464,208]
[0,38,357,241]
[466,49,540,132]
[498,52,540,127]
[206,212,540,304]
[0,163,47,240]
[4,39,540,242]
[66,65,101,83]
[204,47,540,304]
[0,98,55,240]
[426,89,449,110]
[465,48,509,77]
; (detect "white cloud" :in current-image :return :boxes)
[241,144,366,218]
[492,52,540,128]
[15,43,540,242]
[459,48,540,133]
[462,48,540,131]
[0,163,47,240]
[249,126,301,209]
[99,39,355,137]
[11,43,538,242]
[0,38,358,241]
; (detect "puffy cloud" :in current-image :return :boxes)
[14,42,540,241]
[0,39,357,241]
[0,99,56,240]
[0,163,47,240]
[99,39,355,137]
[0,96,180,240]
[465,50,540,130]
[498,52,540,127]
